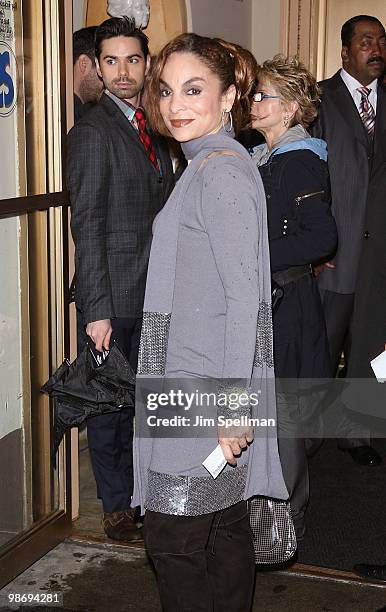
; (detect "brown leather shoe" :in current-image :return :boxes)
[102,509,143,542]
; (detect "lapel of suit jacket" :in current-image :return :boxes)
[326,71,369,151]
[373,82,386,170]
[100,93,164,177]
[152,135,174,193]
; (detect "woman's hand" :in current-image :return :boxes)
[218,426,254,466]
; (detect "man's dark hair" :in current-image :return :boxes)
[73,26,97,65]
[341,15,384,47]
[95,17,149,61]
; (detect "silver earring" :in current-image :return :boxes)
[283,115,289,128]
[222,109,233,132]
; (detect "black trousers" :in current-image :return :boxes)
[272,276,331,538]
[277,436,308,540]
[144,501,255,612]
[78,313,142,513]
[320,290,355,375]
[320,290,370,448]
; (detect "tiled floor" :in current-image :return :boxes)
[61,435,386,611]
[2,426,386,610]
[1,539,386,611]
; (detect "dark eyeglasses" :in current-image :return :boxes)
[252,92,281,103]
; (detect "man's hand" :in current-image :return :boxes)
[218,426,254,466]
[86,319,112,352]
[314,261,336,277]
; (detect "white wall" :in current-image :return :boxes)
[73,0,86,31]
[186,0,282,60]
[0,216,23,440]
[251,0,281,63]
[189,0,252,49]
[72,0,282,59]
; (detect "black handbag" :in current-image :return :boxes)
[249,496,297,564]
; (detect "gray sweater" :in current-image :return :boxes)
[133,129,287,516]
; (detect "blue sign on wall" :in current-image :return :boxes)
[0,42,17,117]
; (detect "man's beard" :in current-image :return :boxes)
[108,78,142,101]
[80,71,102,104]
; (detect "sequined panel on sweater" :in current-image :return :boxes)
[145,465,248,515]
[137,312,171,375]
[253,301,274,369]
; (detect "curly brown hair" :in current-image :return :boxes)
[145,33,258,136]
[255,55,321,128]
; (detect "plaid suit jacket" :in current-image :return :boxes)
[67,94,174,322]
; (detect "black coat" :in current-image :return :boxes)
[258,149,337,378]
[311,74,386,377]
[73,94,96,124]
[311,73,386,294]
[348,166,386,377]
[67,93,174,323]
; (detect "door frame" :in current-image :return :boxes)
[0,0,73,589]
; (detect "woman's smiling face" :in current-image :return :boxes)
[159,52,235,142]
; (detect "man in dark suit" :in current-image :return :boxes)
[73,26,103,123]
[312,15,386,465]
[69,27,103,304]
[67,17,174,540]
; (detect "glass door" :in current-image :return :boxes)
[0,0,72,587]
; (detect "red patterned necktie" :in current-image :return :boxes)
[134,107,160,172]
[358,86,375,137]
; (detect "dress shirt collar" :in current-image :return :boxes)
[340,68,378,111]
[104,89,162,174]
[105,89,137,124]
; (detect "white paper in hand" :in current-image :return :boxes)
[202,444,227,479]
[371,350,386,382]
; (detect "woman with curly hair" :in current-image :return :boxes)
[250,55,338,539]
[133,35,288,610]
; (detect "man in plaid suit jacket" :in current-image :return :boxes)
[67,17,174,540]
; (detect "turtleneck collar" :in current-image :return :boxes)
[181,127,236,161]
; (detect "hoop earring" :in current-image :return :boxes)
[222,109,233,133]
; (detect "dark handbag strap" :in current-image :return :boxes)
[272,264,313,287]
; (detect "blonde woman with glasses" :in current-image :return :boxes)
[250,55,337,539]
